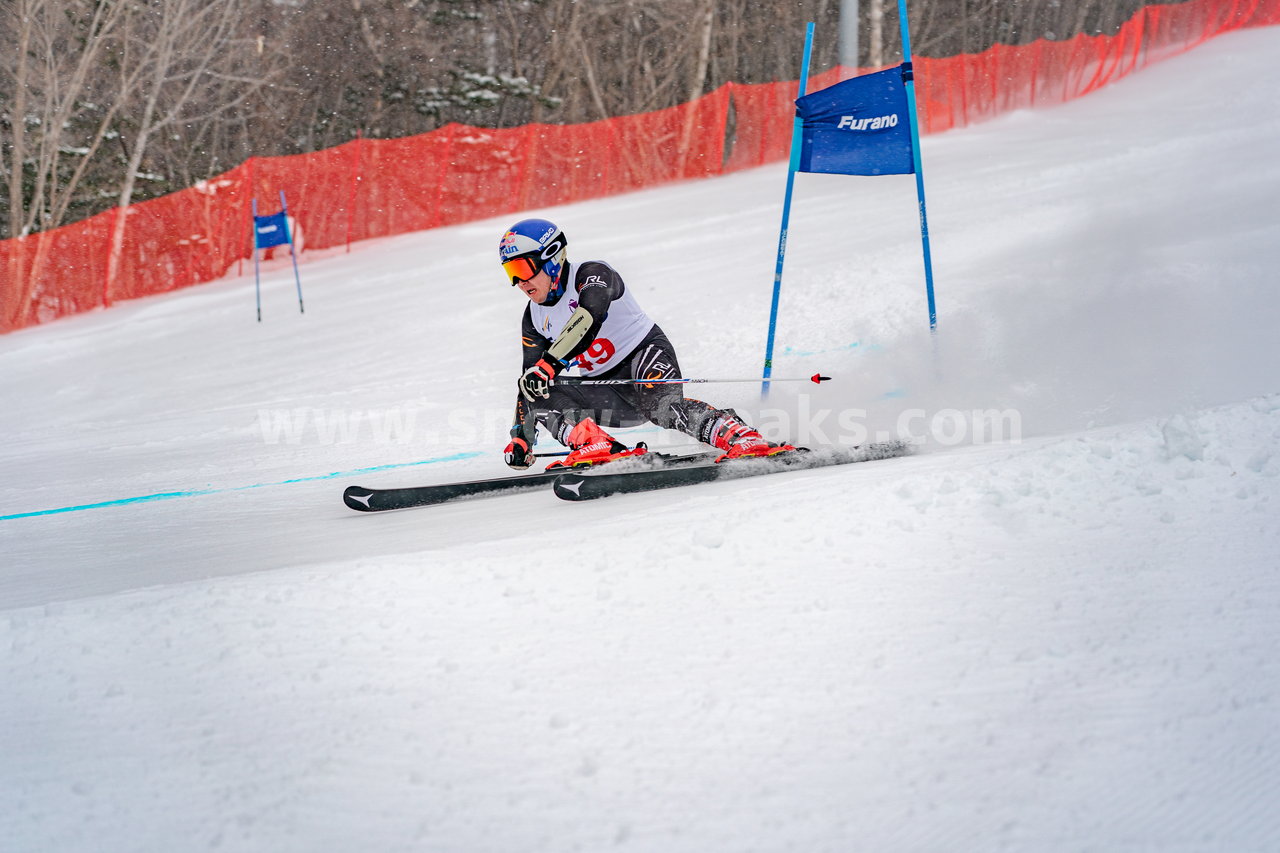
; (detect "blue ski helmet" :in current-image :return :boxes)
[498,218,568,289]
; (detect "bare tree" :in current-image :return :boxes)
[103,0,270,296]
[1,0,131,240]
[868,0,886,67]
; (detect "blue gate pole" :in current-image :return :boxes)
[280,190,305,315]
[252,198,263,322]
[896,0,937,332]
[761,22,816,400]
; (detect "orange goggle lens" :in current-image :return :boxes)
[503,255,540,284]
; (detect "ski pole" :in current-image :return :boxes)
[556,373,831,387]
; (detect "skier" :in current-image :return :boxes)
[499,217,795,470]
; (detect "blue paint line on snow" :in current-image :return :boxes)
[781,341,862,359]
[0,489,222,521]
[270,451,483,485]
[0,451,484,522]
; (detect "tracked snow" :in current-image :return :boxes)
[1,26,1277,853]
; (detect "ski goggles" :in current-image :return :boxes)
[503,254,541,285]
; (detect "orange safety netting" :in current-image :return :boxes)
[3,0,1276,334]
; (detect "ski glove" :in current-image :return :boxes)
[504,435,534,470]
[518,356,562,403]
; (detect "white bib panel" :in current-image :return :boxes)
[527,261,655,376]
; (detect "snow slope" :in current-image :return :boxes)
[2,26,1278,853]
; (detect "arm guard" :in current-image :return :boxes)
[544,262,620,366]
[546,306,597,365]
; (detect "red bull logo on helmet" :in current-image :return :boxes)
[499,230,526,260]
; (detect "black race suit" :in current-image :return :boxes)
[513,262,734,449]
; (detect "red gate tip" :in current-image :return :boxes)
[811,374,831,383]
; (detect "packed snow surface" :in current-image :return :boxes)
[2,26,1278,853]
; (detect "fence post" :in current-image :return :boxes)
[102,206,120,308]
[346,130,362,252]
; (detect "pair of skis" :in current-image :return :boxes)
[342,450,709,512]
[342,442,910,513]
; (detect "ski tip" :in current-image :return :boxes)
[552,473,591,501]
[343,487,377,511]
[810,374,831,384]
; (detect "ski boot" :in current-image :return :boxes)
[710,415,796,463]
[545,418,648,470]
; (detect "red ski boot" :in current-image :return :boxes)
[710,415,796,463]
[545,418,647,470]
